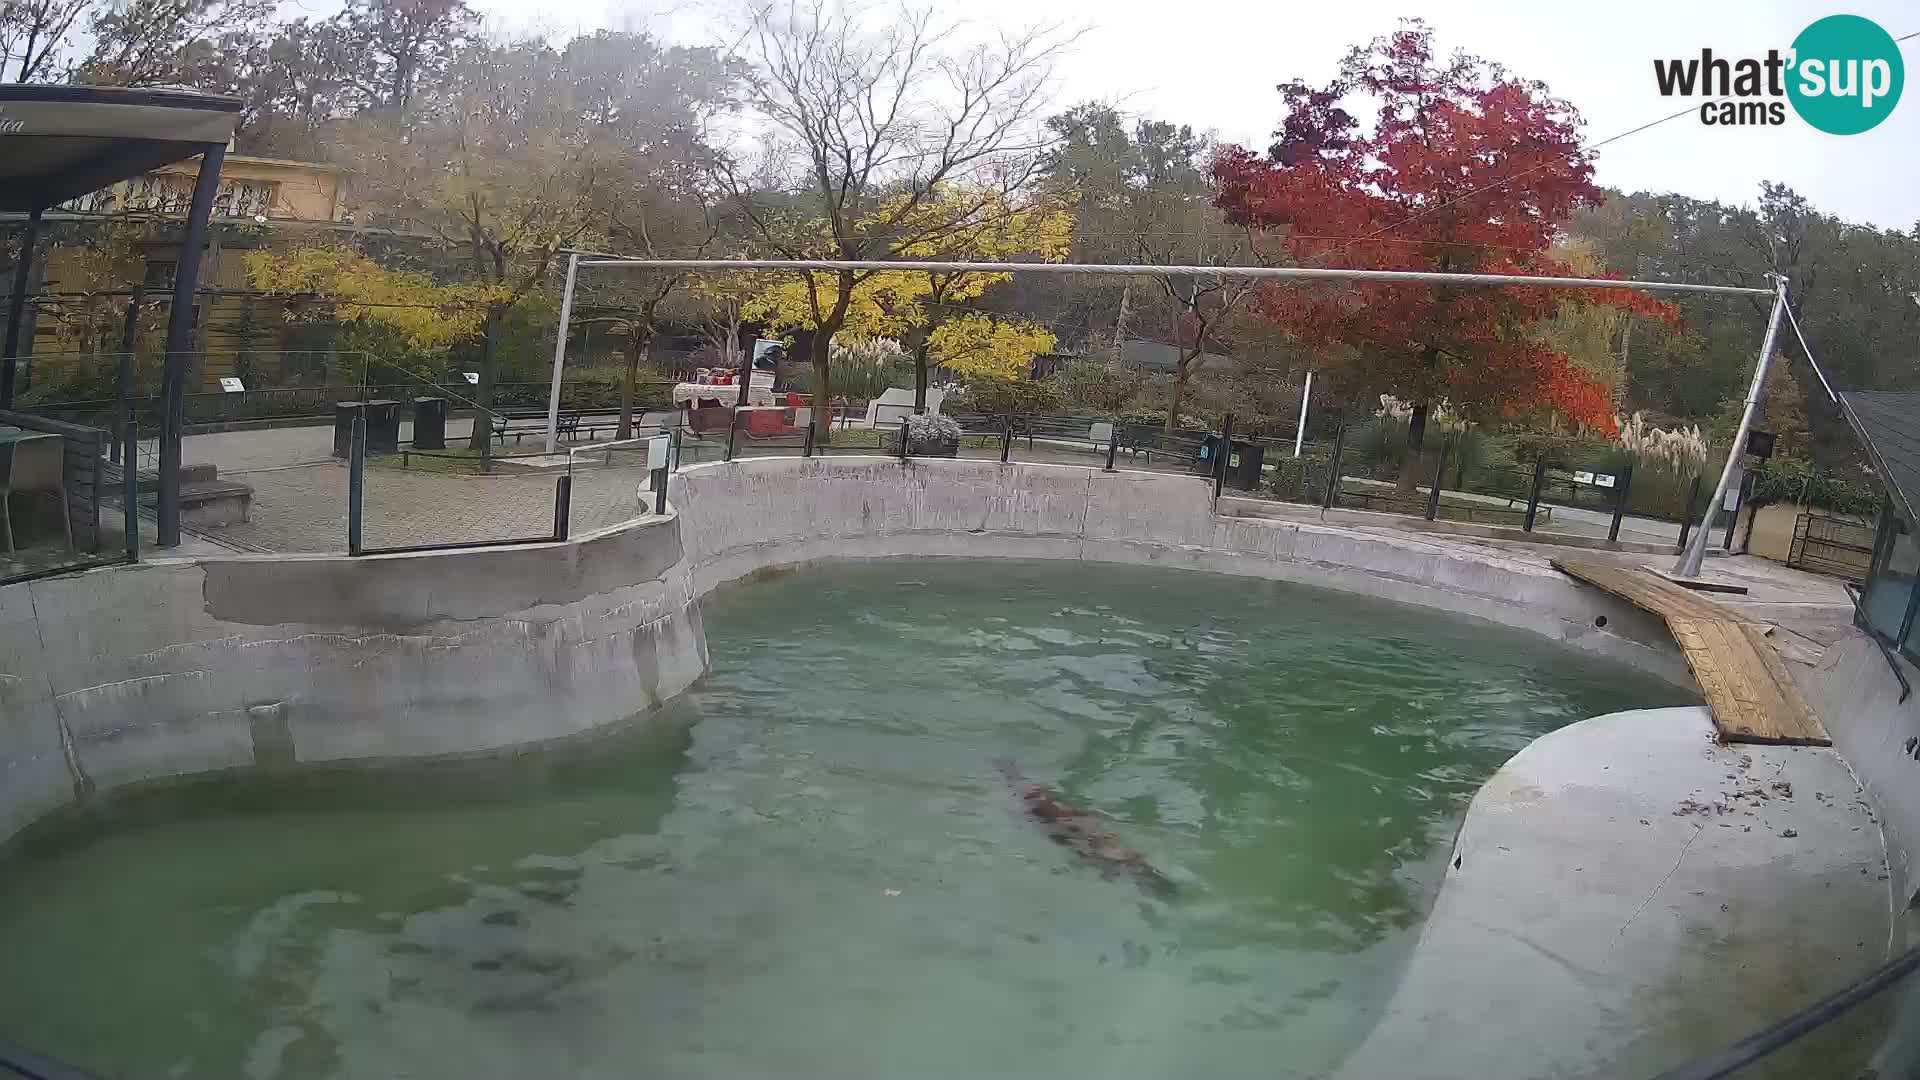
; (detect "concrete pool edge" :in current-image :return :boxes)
[0,452,1750,855]
[0,453,1899,1076]
[671,456,1695,688]
[1331,705,1889,1079]
[0,513,706,845]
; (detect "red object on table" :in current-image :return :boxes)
[743,407,791,436]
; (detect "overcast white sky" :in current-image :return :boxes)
[470,0,1920,231]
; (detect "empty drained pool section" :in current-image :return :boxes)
[0,561,1687,1078]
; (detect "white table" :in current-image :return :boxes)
[673,382,776,408]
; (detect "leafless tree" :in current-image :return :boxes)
[1124,142,1262,434]
[0,0,87,81]
[78,0,277,87]
[717,1,1073,442]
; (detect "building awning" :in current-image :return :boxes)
[0,85,241,211]
[1839,390,1920,521]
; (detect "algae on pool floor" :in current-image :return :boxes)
[0,559,1686,1079]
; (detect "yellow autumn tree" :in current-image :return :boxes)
[928,315,1056,381]
[742,189,1072,412]
[245,246,509,353]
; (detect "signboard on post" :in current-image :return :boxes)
[463,372,480,385]
[647,433,671,470]
[1572,470,1594,485]
[1593,473,1616,488]
[218,377,244,393]
[1723,462,1746,511]
[1745,430,1776,460]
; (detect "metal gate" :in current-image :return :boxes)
[1788,512,1874,582]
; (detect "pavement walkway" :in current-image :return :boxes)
[157,419,659,553]
[143,419,1862,654]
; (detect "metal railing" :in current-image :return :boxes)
[1,404,139,587]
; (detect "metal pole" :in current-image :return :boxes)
[573,257,1774,297]
[1726,471,1755,552]
[1675,276,1788,578]
[0,205,43,409]
[671,426,684,472]
[735,326,754,409]
[552,473,572,540]
[1322,419,1347,509]
[1000,414,1012,463]
[543,252,579,454]
[1425,436,1450,521]
[898,417,910,462]
[1294,370,1312,458]
[1105,426,1119,471]
[1212,413,1235,501]
[347,413,364,556]
[1523,456,1546,531]
[111,287,143,465]
[724,409,738,461]
[122,405,139,563]
[1677,474,1702,550]
[1608,465,1634,543]
[803,419,816,458]
[653,466,668,515]
[157,142,226,549]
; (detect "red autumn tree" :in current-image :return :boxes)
[1213,21,1672,478]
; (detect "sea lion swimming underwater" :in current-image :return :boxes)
[995,758,1177,899]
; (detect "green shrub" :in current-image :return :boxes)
[1059,359,1143,414]
[1749,457,1880,517]
[950,377,1067,415]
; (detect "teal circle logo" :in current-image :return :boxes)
[1787,15,1903,134]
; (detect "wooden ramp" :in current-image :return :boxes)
[1552,558,1830,746]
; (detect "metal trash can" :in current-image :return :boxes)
[1226,440,1265,491]
[363,399,401,454]
[332,401,364,459]
[412,397,448,450]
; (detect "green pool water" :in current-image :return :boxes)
[0,560,1687,1079]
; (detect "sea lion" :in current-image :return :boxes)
[995,758,1176,899]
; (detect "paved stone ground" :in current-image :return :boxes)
[148,421,1848,606]
[165,420,1193,553]
[168,420,659,552]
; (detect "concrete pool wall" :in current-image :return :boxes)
[1800,630,1920,916]
[672,456,1693,685]
[0,454,1698,848]
[0,514,705,845]
[0,453,1900,1074]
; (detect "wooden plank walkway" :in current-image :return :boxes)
[1552,558,1830,746]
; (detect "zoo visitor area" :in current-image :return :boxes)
[0,4,1918,1080]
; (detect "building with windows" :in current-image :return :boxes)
[15,152,349,391]
[62,153,346,222]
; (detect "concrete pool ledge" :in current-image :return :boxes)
[1333,706,1889,1080]
[670,456,1694,687]
[0,513,706,844]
